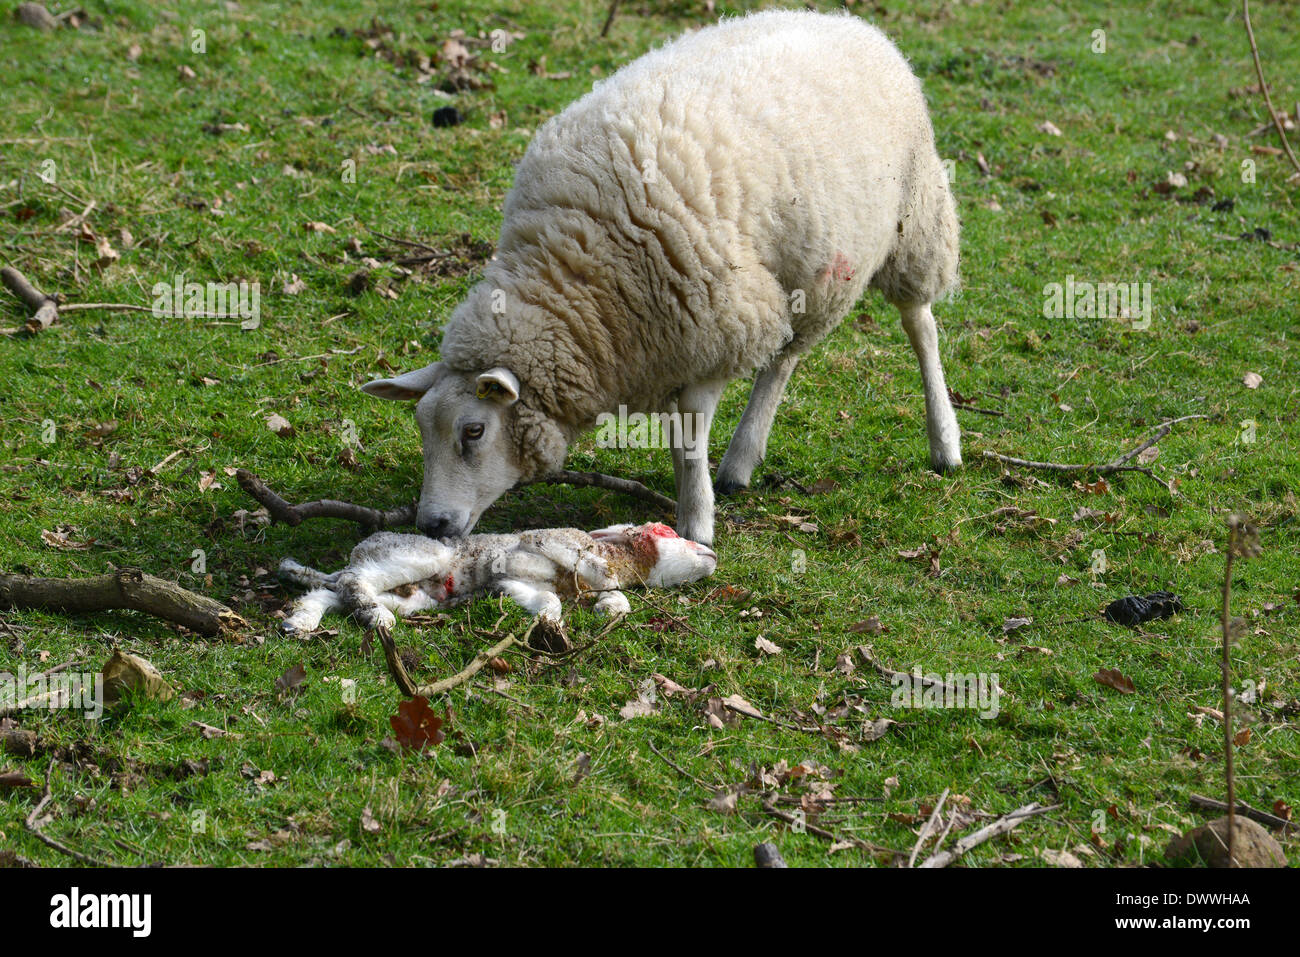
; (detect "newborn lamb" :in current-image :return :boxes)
[278,522,716,635]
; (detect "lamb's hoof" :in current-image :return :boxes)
[931,455,963,475]
[713,472,751,496]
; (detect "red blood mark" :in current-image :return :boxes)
[443,574,455,597]
[828,252,855,282]
[643,523,677,538]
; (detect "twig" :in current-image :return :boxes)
[1,266,243,335]
[536,469,676,513]
[236,467,676,532]
[1189,793,1297,834]
[981,415,1207,486]
[376,621,532,698]
[917,802,1056,868]
[1221,539,1238,864]
[0,568,245,637]
[1243,0,1300,181]
[25,758,107,866]
[761,796,900,859]
[908,787,949,867]
[235,468,414,531]
[0,266,57,332]
[647,739,717,790]
[600,0,621,38]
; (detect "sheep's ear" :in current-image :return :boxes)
[361,362,444,401]
[475,367,520,405]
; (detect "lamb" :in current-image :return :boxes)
[278,522,716,635]
[360,10,962,547]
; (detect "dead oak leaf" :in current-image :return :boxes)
[1094,668,1136,694]
[388,695,446,751]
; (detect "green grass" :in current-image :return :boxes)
[1,0,1296,868]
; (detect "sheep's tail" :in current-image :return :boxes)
[278,558,337,590]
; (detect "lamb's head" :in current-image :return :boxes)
[590,522,717,586]
[361,361,567,538]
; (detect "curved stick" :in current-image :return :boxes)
[235,466,676,532]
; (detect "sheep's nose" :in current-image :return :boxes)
[418,515,457,539]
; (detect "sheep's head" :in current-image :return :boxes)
[361,361,566,538]
[589,522,717,586]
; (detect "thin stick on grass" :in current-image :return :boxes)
[916,802,1057,868]
[1242,0,1300,181]
[908,787,949,868]
[25,758,108,866]
[235,467,676,532]
[1,265,240,335]
[375,620,534,699]
[981,414,1207,487]
[1189,794,1297,834]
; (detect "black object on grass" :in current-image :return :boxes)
[432,106,463,128]
[1104,591,1184,627]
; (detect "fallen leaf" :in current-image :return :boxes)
[754,636,782,656]
[281,274,307,295]
[1243,371,1263,389]
[1094,668,1136,694]
[275,662,307,692]
[102,650,175,705]
[361,806,381,834]
[266,413,295,437]
[388,696,446,751]
[848,617,887,635]
[1037,119,1062,136]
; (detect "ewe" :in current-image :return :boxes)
[363,10,962,546]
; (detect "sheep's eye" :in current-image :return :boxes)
[463,423,485,441]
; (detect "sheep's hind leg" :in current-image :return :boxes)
[715,351,800,495]
[897,301,962,472]
[671,380,726,547]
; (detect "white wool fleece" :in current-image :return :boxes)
[439,9,959,442]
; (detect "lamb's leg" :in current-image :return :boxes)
[336,545,449,631]
[495,579,563,622]
[671,380,726,546]
[593,590,631,617]
[278,558,338,590]
[897,301,962,472]
[715,351,800,494]
[282,587,343,634]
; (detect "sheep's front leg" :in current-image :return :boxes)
[671,380,726,546]
[897,301,962,472]
[715,351,800,494]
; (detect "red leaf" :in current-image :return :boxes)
[388,696,446,752]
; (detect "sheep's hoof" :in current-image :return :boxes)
[713,475,750,496]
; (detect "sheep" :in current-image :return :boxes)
[361,9,962,547]
[278,522,717,634]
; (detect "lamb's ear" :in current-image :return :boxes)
[360,362,444,401]
[475,367,520,405]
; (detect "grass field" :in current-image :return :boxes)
[0,0,1296,868]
